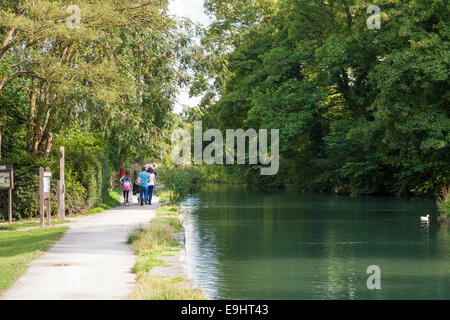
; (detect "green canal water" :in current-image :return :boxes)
[180,184,449,300]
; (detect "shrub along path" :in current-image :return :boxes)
[1,195,159,300]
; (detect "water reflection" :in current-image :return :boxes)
[181,184,450,300]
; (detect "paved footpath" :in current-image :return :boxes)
[1,195,159,300]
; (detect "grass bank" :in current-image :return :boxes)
[0,227,68,294]
[154,188,177,203]
[82,186,122,215]
[0,220,71,231]
[128,205,205,300]
[154,166,205,203]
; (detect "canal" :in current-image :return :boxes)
[180,184,449,299]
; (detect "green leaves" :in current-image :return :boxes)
[193,0,449,196]
[0,1,197,219]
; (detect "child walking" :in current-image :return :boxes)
[120,171,133,205]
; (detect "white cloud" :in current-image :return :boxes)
[174,88,202,114]
[168,0,211,25]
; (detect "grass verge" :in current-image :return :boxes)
[128,205,205,300]
[1,186,122,226]
[154,188,178,203]
[0,220,71,231]
[0,227,69,294]
[84,186,122,215]
[130,274,204,300]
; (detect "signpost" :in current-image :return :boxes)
[40,167,52,228]
[57,146,65,221]
[0,164,14,223]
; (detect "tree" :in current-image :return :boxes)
[0,0,189,158]
[191,0,449,195]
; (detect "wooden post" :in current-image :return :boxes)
[0,165,13,223]
[58,146,65,220]
[46,198,51,227]
[8,167,13,224]
[39,167,44,228]
[8,189,12,223]
[57,179,61,221]
[45,167,51,227]
[40,167,52,228]
[0,132,14,224]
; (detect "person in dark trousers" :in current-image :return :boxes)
[133,170,140,201]
[137,166,151,206]
[146,167,156,205]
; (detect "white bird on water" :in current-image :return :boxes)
[420,214,430,222]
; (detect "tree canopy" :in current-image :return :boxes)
[190,0,449,196]
[0,0,195,219]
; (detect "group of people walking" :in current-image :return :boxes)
[119,164,157,206]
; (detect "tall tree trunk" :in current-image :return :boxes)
[44,133,53,157]
[32,85,47,154]
[27,79,38,150]
[39,107,56,154]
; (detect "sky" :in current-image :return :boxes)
[168,0,211,114]
[168,0,211,25]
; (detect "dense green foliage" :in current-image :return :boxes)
[189,0,449,197]
[157,166,206,201]
[1,0,448,222]
[437,187,450,219]
[0,1,194,220]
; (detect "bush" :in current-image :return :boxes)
[437,187,450,219]
[157,166,205,199]
[0,128,118,221]
[54,128,113,209]
[154,189,176,203]
[63,167,87,214]
[0,153,50,220]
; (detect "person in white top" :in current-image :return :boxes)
[146,167,156,205]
